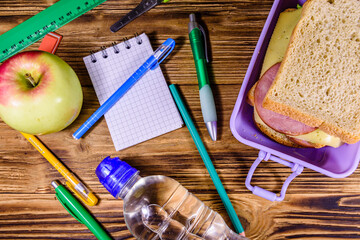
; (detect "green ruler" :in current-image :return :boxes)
[0,0,107,62]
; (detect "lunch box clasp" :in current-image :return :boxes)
[245,150,304,201]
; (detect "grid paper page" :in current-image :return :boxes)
[83,33,183,150]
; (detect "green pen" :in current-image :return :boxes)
[52,181,112,240]
[188,13,218,141]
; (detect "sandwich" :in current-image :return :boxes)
[247,0,360,148]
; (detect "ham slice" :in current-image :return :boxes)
[289,137,320,148]
[254,63,316,136]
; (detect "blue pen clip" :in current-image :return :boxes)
[150,38,175,70]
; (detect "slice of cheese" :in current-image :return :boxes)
[291,129,342,148]
[260,8,302,76]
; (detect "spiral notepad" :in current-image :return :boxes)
[83,33,183,150]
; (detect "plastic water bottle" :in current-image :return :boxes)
[96,156,248,240]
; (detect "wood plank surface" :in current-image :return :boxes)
[1,0,360,239]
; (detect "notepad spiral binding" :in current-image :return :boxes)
[90,33,143,63]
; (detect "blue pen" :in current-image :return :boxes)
[73,38,176,139]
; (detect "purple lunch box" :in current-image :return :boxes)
[230,0,360,202]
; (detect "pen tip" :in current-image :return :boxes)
[189,13,196,21]
[206,121,217,141]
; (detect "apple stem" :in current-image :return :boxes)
[25,73,37,87]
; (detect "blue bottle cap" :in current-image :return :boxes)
[95,156,138,198]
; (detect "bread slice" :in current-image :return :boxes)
[247,82,257,106]
[263,0,360,144]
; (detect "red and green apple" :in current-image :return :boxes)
[0,50,83,135]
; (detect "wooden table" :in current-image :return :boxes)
[1,0,360,239]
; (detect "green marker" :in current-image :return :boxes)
[52,181,112,240]
[188,13,218,141]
